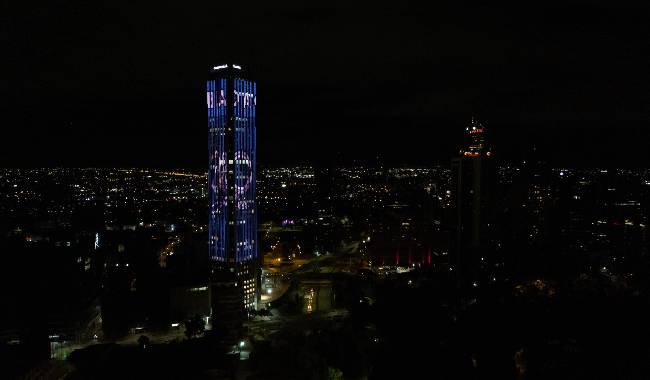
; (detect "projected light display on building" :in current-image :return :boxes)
[207,64,259,311]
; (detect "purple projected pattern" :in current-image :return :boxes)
[207,71,257,263]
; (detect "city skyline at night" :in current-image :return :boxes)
[3,1,650,379]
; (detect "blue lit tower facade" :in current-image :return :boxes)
[207,64,259,326]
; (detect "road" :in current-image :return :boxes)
[246,309,349,337]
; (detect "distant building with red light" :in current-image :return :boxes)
[451,118,496,289]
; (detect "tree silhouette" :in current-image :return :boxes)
[137,335,150,349]
[184,315,206,339]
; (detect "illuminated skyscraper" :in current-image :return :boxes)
[207,64,259,337]
[451,118,495,289]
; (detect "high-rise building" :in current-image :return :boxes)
[451,118,496,288]
[206,64,259,338]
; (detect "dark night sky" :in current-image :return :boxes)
[2,1,649,168]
